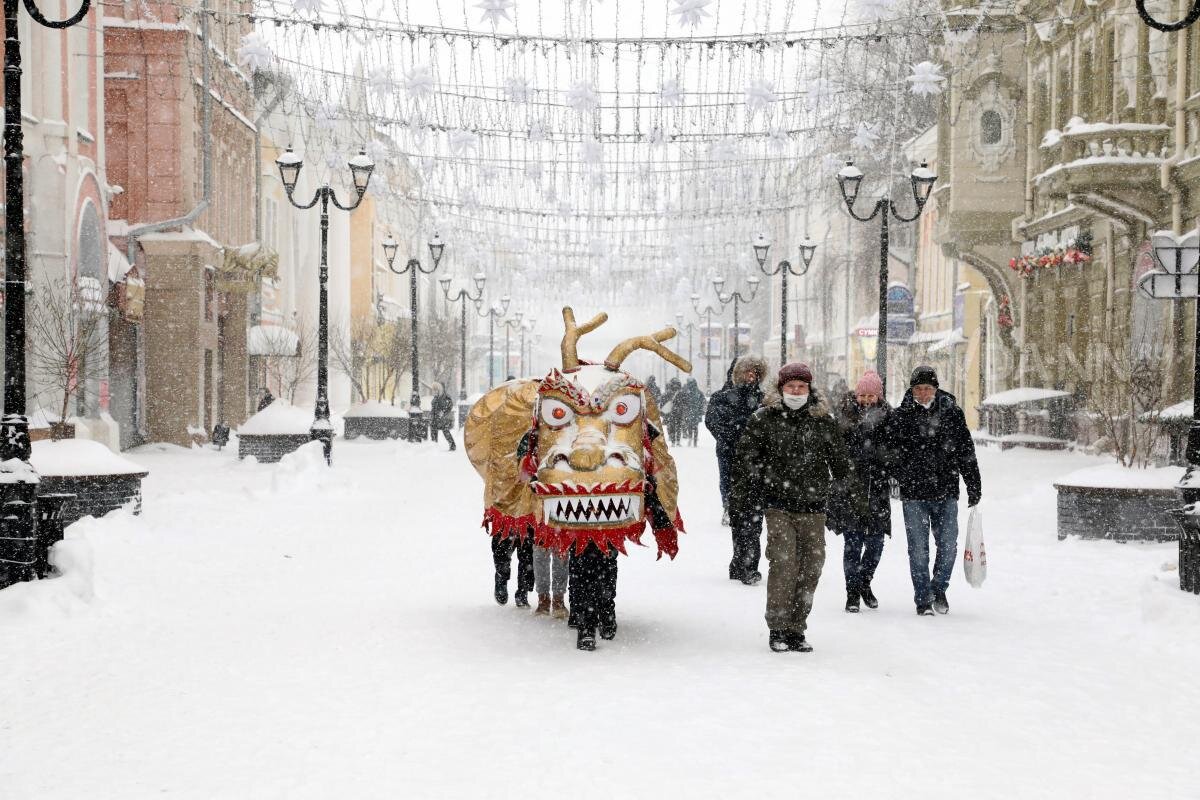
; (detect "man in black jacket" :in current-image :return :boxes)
[891,366,982,616]
[704,355,767,581]
[430,382,456,451]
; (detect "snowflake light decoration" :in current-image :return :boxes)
[579,138,603,166]
[368,67,395,102]
[475,0,515,26]
[565,81,599,114]
[405,65,436,100]
[767,126,790,151]
[669,0,713,29]
[448,130,480,156]
[236,33,273,72]
[293,0,324,14]
[744,79,777,116]
[851,122,881,151]
[907,61,946,96]
[660,78,684,107]
[505,76,533,103]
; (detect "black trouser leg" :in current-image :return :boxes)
[731,511,763,576]
[492,536,514,582]
[598,548,618,627]
[515,534,535,593]
[569,544,616,630]
[438,426,455,449]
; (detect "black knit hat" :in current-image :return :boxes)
[909,365,939,388]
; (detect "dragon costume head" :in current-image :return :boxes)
[466,307,691,559]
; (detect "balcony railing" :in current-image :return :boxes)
[1035,117,1171,197]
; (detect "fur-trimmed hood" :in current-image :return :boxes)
[761,387,830,418]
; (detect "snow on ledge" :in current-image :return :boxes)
[1055,463,1184,490]
[238,401,314,436]
[981,387,1070,407]
[343,402,409,418]
[30,439,147,477]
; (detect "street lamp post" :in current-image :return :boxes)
[0,0,93,589]
[835,159,936,398]
[276,147,376,464]
[674,313,695,375]
[439,273,485,402]
[691,293,725,394]
[519,316,536,376]
[501,312,525,380]
[714,275,761,361]
[383,232,446,442]
[752,233,817,367]
[476,297,510,389]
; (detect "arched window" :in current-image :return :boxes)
[980,110,1003,145]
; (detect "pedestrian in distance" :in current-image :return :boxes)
[825,371,893,613]
[430,382,456,451]
[645,375,663,408]
[678,377,705,446]
[257,387,275,412]
[661,376,683,446]
[705,356,767,527]
[733,362,851,653]
[890,365,982,616]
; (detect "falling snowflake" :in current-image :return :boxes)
[368,67,395,102]
[448,130,480,156]
[236,33,273,72]
[851,122,881,151]
[505,76,533,103]
[293,0,324,14]
[743,79,777,116]
[579,138,603,166]
[669,0,713,28]
[475,0,515,26]
[660,78,684,107]
[907,61,946,96]
[565,81,599,114]
[405,65,436,100]
[524,161,543,181]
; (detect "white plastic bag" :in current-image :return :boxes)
[963,506,987,588]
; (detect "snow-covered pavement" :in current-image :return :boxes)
[2,434,1197,798]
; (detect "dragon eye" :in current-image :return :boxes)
[540,398,575,427]
[607,393,641,425]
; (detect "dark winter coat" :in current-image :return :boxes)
[431,391,455,428]
[677,380,705,428]
[890,388,982,505]
[704,361,764,457]
[645,377,663,407]
[732,391,852,517]
[660,378,682,422]
[257,390,275,412]
[826,393,894,537]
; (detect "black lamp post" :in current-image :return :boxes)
[753,233,817,367]
[1136,0,1199,31]
[276,146,375,465]
[439,272,485,401]
[382,232,445,442]
[713,275,760,361]
[476,296,510,389]
[690,293,725,394]
[519,316,536,376]
[501,312,525,380]
[0,0,92,589]
[835,159,936,398]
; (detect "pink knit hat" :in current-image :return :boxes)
[855,370,883,396]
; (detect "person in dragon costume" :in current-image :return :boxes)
[465,307,691,651]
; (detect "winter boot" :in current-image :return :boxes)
[494,575,508,605]
[932,591,950,615]
[787,632,813,653]
[728,563,744,581]
[551,594,569,620]
[845,591,861,613]
[860,584,879,609]
[514,589,530,608]
[769,630,790,652]
[599,619,617,640]
[577,627,597,651]
[740,570,762,586]
[916,604,935,616]
[534,593,551,615]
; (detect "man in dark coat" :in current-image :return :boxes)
[704,355,767,580]
[826,370,893,613]
[733,362,851,652]
[661,377,683,446]
[891,365,982,616]
[430,382,456,451]
[678,377,705,446]
[645,375,663,408]
[256,387,275,412]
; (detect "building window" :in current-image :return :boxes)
[980,110,1002,145]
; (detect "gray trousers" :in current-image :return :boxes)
[533,544,569,595]
[764,510,827,634]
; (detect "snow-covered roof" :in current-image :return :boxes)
[343,402,409,418]
[248,325,299,357]
[927,327,966,353]
[30,439,147,477]
[1157,399,1194,421]
[238,401,314,435]
[1055,463,1184,490]
[107,242,134,283]
[981,387,1070,407]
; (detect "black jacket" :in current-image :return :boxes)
[732,392,851,516]
[890,388,982,504]
[826,394,894,536]
[431,392,455,427]
[704,361,764,453]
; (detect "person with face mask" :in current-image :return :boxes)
[732,362,851,653]
[891,365,982,616]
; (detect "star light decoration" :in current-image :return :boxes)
[293,0,324,14]
[907,61,946,96]
[475,0,514,26]
[565,80,599,114]
[659,78,684,107]
[767,126,790,151]
[851,122,881,151]
[449,130,480,156]
[236,33,273,72]
[505,76,533,103]
[405,65,436,100]
[669,0,713,29]
[744,79,777,116]
[368,67,395,102]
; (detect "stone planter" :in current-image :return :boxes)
[238,433,313,463]
[29,440,149,529]
[1055,483,1180,543]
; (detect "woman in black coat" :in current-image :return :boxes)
[825,372,894,612]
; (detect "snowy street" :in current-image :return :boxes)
[2,435,1197,798]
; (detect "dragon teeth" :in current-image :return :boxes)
[545,494,640,524]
